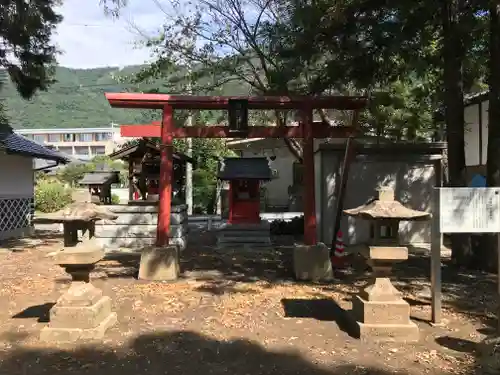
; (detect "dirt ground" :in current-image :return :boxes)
[0,229,498,375]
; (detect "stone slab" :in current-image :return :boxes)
[40,312,117,343]
[356,321,419,342]
[351,295,411,325]
[360,246,409,262]
[49,296,113,329]
[138,246,180,281]
[293,243,333,282]
[54,241,104,265]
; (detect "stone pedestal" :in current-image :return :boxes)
[351,246,419,342]
[293,243,333,282]
[138,245,180,281]
[40,242,117,343]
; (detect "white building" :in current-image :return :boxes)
[463,91,488,176]
[0,131,68,241]
[15,126,126,160]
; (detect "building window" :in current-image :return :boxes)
[58,146,73,155]
[74,146,89,156]
[47,134,61,142]
[23,134,34,140]
[292,162,304,185]
[77,133,93,142]
[63,133,75,142]
[95,132,111,141]
[91,146,106,155]
[34,134,46,143]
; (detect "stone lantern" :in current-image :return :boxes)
[343,187,431,342]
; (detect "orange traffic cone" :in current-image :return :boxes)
[331,230,346,268]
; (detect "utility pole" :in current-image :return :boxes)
[185,67,193,215]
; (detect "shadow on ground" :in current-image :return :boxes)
[0,230,62,252]
[12,302,56,323]
[0,330,454,375]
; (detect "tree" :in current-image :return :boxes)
[484,3,500,271]
[0,0,61,133]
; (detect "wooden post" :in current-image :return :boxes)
[157,105,174,246]
[128,160,134,201]
[331,137,356,252]
[302,107,317,245]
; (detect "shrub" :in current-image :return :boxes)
[111,193,120,205]
[35,180,73,213]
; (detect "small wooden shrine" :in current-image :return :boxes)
[344,187,431,342]
[108,139,193,203]
[218,157,275,225]
[79,164,121,205]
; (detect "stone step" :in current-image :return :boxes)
[216,243,274,250]
[219,223,270,231]
[218,231,270,238]
[94,224,187,238]
[218,236,271,244]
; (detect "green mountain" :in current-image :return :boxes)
[1,65,155,129]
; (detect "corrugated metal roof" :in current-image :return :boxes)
[0,131,69,162]
[217,157,274,180]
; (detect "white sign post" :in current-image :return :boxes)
[432,188,500,328]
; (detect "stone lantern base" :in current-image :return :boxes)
[40,242,117,343]
[40,283,117,342]
[351,245,419,342]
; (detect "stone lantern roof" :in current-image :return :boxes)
[343,187,431,221]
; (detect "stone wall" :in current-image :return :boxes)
[94,204,188,251]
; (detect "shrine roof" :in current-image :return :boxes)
[108,139,193,164]
[79,169,121,186]
[105,93,369,110]
[217,157,274,180]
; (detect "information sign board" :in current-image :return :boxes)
[439,188,500,233]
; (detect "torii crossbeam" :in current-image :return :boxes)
[105,92,369,246]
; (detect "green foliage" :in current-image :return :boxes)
[35,179,73,213]
[0,0,61,100]
[192,169,217,214]
[111,193,121,205]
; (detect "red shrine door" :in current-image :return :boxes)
[229,179,261,224]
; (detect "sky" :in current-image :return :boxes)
[53,0,166,69]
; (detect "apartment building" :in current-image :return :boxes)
[16,126,126,160]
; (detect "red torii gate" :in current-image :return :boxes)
[105,93,369,246]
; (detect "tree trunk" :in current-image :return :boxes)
[482,3,500,272]
[441,0,471,266]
